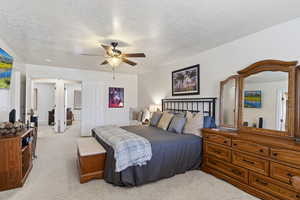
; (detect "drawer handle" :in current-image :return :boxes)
[256,178,268,186]
[233,143,237,146]
[231,169,242,176]
[242,159,255,165]
[210,161,217,165]
[223,141,228,144]
[296,194,300,199]
[259,149,264,153]
[272,153,278,156]
[213,150,222,154]
[288,173,295,184]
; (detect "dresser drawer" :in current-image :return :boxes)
[204,133,231,146]
[232,139,269,156]
[271,148,300,166]
[204,142,231,162]
[249,172,300,200]
[271,162,300,186]
[232,151,269,176]
[205,156,248,183]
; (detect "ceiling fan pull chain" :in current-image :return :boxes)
[112,67,116,80]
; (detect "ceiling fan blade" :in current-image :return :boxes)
[122,58,137,66]
[80,53,103,56]
[100,60,108,65]
[122,53,146,58]
[101,44,113,56]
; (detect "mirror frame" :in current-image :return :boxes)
[219,75,239,128]
[237,60,298,137]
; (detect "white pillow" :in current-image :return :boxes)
[142,109,150,122]
[183,111,204,136]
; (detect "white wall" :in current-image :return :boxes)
[33,83,55,124]
[0,37,26,122]
[138,17,300,124]
[26,64,138,136]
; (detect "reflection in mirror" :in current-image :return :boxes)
[220,77,237,128]
[242,71,288,131]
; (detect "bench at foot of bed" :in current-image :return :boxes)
[77,137,106,183]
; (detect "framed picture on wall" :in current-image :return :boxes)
[0,48,13,89]
[172,64,200,96]
[244,90,262,108]
[109,87,124,108]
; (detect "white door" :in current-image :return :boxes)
[54,80,66,133]
[64,85,68,130]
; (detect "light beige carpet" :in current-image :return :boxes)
[0,123,259,200]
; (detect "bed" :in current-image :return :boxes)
[92,98,216,186]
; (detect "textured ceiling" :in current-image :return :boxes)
[1,0,300,73]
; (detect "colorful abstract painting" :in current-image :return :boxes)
[0,48,13,89]
[109,87,124,108]
[244,90,262,108]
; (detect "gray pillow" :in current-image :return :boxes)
[168,116,186,134]
[150,112,163,127]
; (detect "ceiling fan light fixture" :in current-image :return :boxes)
[107,56,122,67]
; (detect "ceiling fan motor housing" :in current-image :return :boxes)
[111,42,122,56]
[111,42,118,48]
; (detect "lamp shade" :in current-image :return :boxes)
[107,56,122,67]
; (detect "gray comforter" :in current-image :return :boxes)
[92,125,202,186]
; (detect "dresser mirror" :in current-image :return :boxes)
[238,60,297,137]
[220,75,239,128]
[242,71,288,131]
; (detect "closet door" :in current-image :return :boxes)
[81,81,104,136]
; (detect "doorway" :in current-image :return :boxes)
[30,79,82,133]
[64,81,82,131]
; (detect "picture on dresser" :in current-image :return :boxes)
[244,90,261,108]
[109,87,124,108]
[0,48,13,89]
[172,64,199,96]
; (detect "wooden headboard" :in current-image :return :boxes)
[161,98,217,119]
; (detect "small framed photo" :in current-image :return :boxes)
[109,87,124,108]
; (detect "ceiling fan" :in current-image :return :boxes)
[81,42,146,67]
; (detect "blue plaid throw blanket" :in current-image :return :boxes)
[93,125,152,172]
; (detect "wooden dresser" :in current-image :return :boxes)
[0,128,35,191]
[202,128,300,200]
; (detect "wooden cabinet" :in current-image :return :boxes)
[249,172,300,200]
[205,133,231,146]
[205,156,248,183]
[232,151,269,176]
[0,129,34,191]
[204,142,231,162]
[202,128,300,200]
[232,139,269,156]
[271,148,300,166]
[270,162,300,186]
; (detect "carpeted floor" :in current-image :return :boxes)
[0,123,259,200]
